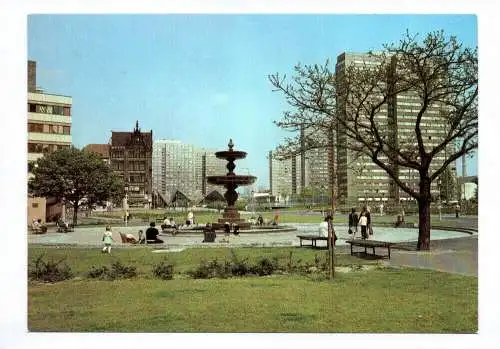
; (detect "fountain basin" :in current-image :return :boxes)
[207,175,257,186]
[214,150,248,160]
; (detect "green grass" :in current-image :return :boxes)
[28,246,376,275]
[27,246,477,333]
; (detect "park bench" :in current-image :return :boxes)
[297,235,329,248]
[346,239,394,259]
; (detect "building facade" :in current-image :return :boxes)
[152,140,226,203]
[110,121,153,207]
[335,52,457,208]
[27,60,72,163]
[83,144,110,164]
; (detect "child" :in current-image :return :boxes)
[102,226,115,253]
[359,213,368,240]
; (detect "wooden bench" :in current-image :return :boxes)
[346,239,394,259]
[297,235,329,248]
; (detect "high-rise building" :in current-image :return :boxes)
[110,121,152,207]
[27,60,72,163]
[152,140,226,203]
[269,150,294,200]
[335,52,457,208]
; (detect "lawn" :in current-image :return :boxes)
[27,246,477,333]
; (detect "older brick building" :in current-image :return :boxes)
[110,121,153,207]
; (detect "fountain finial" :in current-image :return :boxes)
[228,139,234,151]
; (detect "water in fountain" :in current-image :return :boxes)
[206,139,257,229]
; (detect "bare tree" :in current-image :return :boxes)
[269,31,477,250]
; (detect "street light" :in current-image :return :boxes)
[124,186,129,226]
[438,179,442,221]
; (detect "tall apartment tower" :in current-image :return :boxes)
[27,60,72,163]
[110,121,153,207]
[269,150,295,200]
[152,140,226,203]
[335,52,456,208]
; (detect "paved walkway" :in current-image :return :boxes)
[29,220,478,277]
[386,236,478,276]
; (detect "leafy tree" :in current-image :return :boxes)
[269,31,477,250]
[28,147,124,225]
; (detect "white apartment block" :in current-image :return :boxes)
[27,61,72,163]
[152,140,226,202]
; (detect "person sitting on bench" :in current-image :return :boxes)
[145,222,163,244]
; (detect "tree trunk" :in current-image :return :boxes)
[417,177,432,250]
[73,204,79,226]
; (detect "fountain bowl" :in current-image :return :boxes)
[214,150,248,160]
[207,175,257,186]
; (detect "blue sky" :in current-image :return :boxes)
[27,14,478,187]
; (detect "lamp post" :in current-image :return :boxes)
[438,179,442,221]
[124,186,129,226]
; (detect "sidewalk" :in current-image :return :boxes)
[385,236,478,276]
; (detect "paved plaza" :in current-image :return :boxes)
[28,221,478,276]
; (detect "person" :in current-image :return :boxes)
[455,204,461,218]
[161,217,171,230]
[137,230,146,244]
[257,215,264,226]
[101,226,115,253]
[221,221,231,243]
[32,219,41,233]
[364,206,373,236]
[233,223,240,235]
[187,211,195,226]
[348,208,359,238]
[359,212,368,240]
[124,232,137,243]
[145,222,163,244]
[318,214,337,245]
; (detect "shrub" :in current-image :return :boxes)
[188,259,232,279]
[29,254,73,282]
[87,266,110,279]
[152,260,175,280]
[110,261,137,279]
[251,257,278,276]
[87,261,137,280]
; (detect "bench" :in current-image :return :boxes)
[297,235,329,248]
[346,239,394,259]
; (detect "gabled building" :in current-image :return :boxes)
[110,121,153,208]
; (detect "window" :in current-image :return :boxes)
[28,103,36,112]
[32,203,39,208]
[63,126,71,135]
[63,107,71,116]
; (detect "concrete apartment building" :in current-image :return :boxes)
[110,121,153,207]
[269,127,331,203]
[152,140,226,203]
[27,60,73,224]
[335,52,456,208]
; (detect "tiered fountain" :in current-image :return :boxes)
[207,139,257,230]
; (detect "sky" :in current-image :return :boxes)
[27,14,478,188]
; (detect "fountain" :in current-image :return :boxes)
[207,139,257,230]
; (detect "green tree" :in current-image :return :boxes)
[28,147,124,225]
[270,31,477,250]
